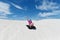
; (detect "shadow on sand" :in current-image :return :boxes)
[26,25,36,30]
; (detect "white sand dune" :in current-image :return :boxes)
[0,19,60,40]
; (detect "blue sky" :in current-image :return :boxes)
[0,0,60,20]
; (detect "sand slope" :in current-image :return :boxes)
[0,19,60,40]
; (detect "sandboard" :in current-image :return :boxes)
[26,25,36,30]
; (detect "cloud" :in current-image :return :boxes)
[0,15,8,19]
[36,0,60,10]
[0,2,11,18]
[38,12,56,17]
[36,0,60,18]
[38,10,60,17]
[11,2,23,10]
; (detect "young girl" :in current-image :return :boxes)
[27,19,34,27]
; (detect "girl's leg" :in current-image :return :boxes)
[29,24,31,28]
[29,23,34,28]
[31,23,34,26]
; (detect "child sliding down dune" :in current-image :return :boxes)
[27,19,34,27]
[26,18,36,30]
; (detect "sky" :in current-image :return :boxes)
[0,0,60,20]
